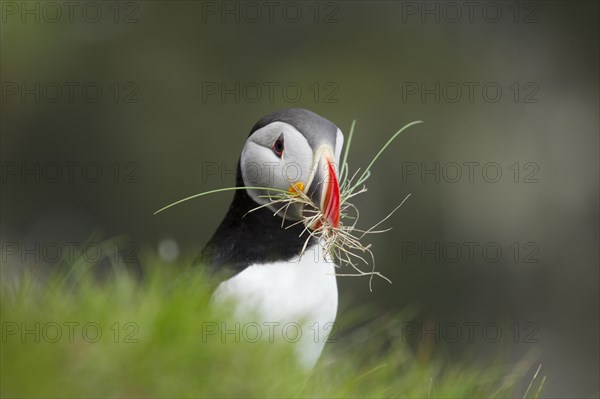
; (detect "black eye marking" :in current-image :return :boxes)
[272,134,284,158]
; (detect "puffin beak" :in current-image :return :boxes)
[321,156,341,228]
[305,145,341,230]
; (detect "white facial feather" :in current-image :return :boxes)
[240,121,345,219]
[241,122,313,208]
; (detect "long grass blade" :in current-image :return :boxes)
[154,186,291,215]
[350,120,423,193]
[340,119,356,184]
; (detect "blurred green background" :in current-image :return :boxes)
[1,1,598,397]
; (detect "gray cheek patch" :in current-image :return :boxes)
[240,127,314,216]
[240,142,285,194]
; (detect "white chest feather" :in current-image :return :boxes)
[212,243,338,368]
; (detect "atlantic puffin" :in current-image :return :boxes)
[200,108,344,369]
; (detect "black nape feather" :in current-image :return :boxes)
[195,163,316,275]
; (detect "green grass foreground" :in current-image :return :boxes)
[1,254,545,398]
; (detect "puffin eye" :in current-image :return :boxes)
[272,134,284,157]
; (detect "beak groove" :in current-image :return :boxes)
[322,160,340,229]
[303,145,341,231]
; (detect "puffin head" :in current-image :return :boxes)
[239,108,343,229]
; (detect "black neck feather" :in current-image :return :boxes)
[197,164,316,274]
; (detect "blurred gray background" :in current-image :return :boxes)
[1,1,598,397]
